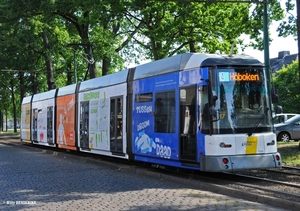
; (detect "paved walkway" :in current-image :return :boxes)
[0,140,292,211]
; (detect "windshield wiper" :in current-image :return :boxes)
[248,107,269,136]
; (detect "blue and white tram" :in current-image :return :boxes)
[21,53,282,172]
[130,53,281,171]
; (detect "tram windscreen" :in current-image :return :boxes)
[200,67,273,134]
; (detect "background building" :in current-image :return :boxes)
[270,51,298,72]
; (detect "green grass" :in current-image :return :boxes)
[0,129,20,135]
[277,141,300,166]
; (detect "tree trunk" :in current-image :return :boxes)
[102,56,111,76]
[189,40,196,52]
[31,72,38,94]
[19,72,25,106]
[297,0,300,86]
[42,31,56,90]
[89,62,97,78]
[0,111,2,131]
[10,79,17,133]
[5,109,8,132]
[85,45,97,79]
[66,61,73,85]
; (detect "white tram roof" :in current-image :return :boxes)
[79,69,129,92]
[57,83,77,96]
[32,89,56,102]
[22,95,33,104]
[133,53,262,80]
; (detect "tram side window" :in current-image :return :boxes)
[155,91,175,133]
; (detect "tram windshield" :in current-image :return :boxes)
[199,67,273,134]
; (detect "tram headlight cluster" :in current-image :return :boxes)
[222,158,229,169]
[275,154,281,166]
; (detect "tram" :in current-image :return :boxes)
[20,53,282,172]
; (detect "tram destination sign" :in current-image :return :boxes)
[219,72,260,82]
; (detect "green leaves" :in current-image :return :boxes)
[273,60,300,113]
[0,0,294,129]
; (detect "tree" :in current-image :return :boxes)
[273,60,300,113]
[0,1,55,91]
[0,70,20,132]
[277,0,299,84]
[49,0,140,77]
[125,0,284,60]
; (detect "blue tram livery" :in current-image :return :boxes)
[20,53,282,172]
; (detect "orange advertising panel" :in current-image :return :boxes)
[56,94,76,150]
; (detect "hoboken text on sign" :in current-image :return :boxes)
[219,72,260,82]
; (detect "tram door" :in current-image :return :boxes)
[32,108,38,141]
[110,97,123,154]
[47,106,54,145]
[179,86,197,162]
[80,101,90,149]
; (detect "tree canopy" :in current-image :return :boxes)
[0,0,296,130]
[273,60,300,113]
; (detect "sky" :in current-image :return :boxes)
[242,22,298,63]
[240,1,297,63]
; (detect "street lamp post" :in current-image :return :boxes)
[262,1,273,111]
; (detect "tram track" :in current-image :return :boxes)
[221,171,300,196]
[228,167,300,189]
[226,170,300,189]
[267,166,300,176]
[211,167,300,209]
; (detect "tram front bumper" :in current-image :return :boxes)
[200,153,282,172]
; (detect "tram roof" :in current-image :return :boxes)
[32,89,57,102]
[133,53,262,80]
[22,95,33,104]
[79,69,129,92]
[57,83,77,96]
